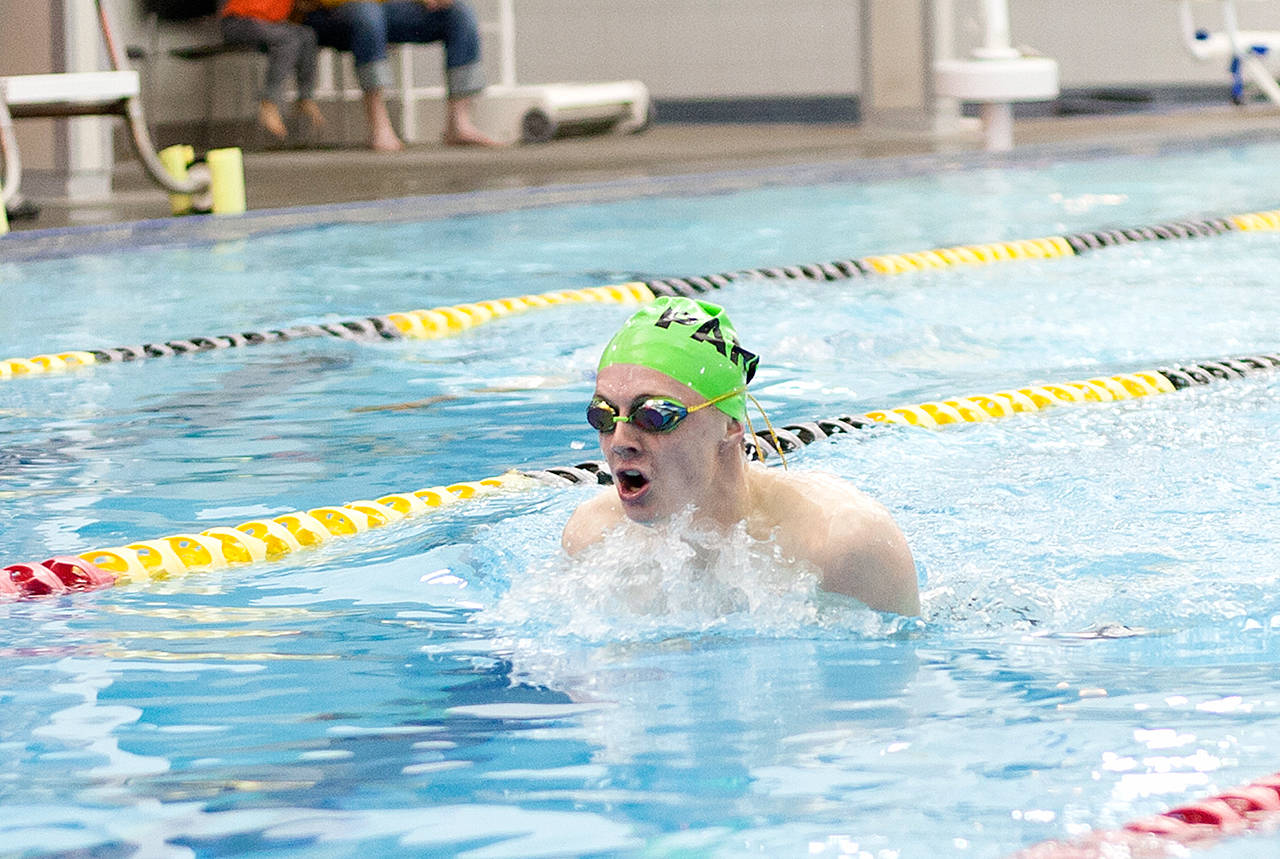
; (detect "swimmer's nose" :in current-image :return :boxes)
[608,418,645,454]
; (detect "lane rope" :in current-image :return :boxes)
[3,351,1275,600]
[739,352,1280,461]
[0,282,655,380]
[5,207,1280,381]
[1010,770,1280,857]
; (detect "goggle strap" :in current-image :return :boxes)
[687,385,746,416]
[746,393,788,470]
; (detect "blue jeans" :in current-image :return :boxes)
[304,1,485,98]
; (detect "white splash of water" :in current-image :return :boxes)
[477,506,897,644]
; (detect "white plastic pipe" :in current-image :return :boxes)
[976,0,1020,59]
[498,0,517,88]
[981,101,1013,151]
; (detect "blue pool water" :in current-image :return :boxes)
[2,139,1280,857]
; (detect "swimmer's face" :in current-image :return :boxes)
[593,364,740,524]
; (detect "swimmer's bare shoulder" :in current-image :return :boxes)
[748,468,920,616]
[562,489,622,555]
[562,468,920,617]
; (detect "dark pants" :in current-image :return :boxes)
[220,15,319,106]
[303,1,485,97]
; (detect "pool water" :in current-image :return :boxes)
[2,139,1280,857]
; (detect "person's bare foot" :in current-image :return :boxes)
[443,99,503,147]
[363,90,403,152]
[443,124,503,147]
[369,125,404,152]
[297,98,326,130]
[258,101,288,140]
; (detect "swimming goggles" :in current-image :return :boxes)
[586,387,744,434]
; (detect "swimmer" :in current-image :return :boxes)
[562,297,921,616]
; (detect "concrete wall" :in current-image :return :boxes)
[2,2,60,172]
[502,0,863,98]
[5,0,1280,168]
[113,0,1280,124]
[506,0,1277,95]
[1007,0,1247,87]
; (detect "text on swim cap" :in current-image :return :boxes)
[654,306,759,383]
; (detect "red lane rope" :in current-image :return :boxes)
[1012,772,1280,857]
[1,556,115,598]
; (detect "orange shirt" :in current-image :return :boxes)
[221,0,294,21]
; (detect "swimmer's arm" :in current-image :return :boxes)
[818,497,920,617]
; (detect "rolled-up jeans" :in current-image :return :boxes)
[304,1,485,99]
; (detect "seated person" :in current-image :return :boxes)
[562,297,921,617]
[301,0,499,150]
[220,0,326,140]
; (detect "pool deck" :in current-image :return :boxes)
[10,103,1280,233]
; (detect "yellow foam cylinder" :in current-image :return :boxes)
[345,499,402,527]
[413,487,456,507]
[455,303,494,324]
[966,394,1014,418]
[127,538,186,577]
[377,492,431,516]
[79,547,148,581]
[307,506,370,536]
[993,389,1037,412]
[0,197,8,236]
[275,511,332,546]
[163,533,229,571]
[3,358,39,375]
[436,306,474,331]
[919,402,964,425]
[236,519,303,559]
[201,527,268,564]
[207,147,246,215]
[159,144,195,215]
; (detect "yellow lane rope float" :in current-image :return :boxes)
[3,352,1276,600]
[5,207,1280,381]
[741,354,1278,460]
[0,282,655,381]
[0,472,539,599]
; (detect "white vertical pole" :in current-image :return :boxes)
[398,46,417,143]
[930,0,965,133]
[65,0,112,191]
[980,102,1013,151]
[498,0,517,88]
[63,0,114,199]
[978,0,1017,150]
[978,0,1016,58]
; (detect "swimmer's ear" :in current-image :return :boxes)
[721,417,744,448]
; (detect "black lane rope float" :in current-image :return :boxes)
[3,351,1275,600]
[5,208,1280,381]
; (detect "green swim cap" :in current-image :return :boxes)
[597,296,759,421]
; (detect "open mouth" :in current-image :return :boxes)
[615,468,650,500]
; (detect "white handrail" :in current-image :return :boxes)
[1175,0,1280,104]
